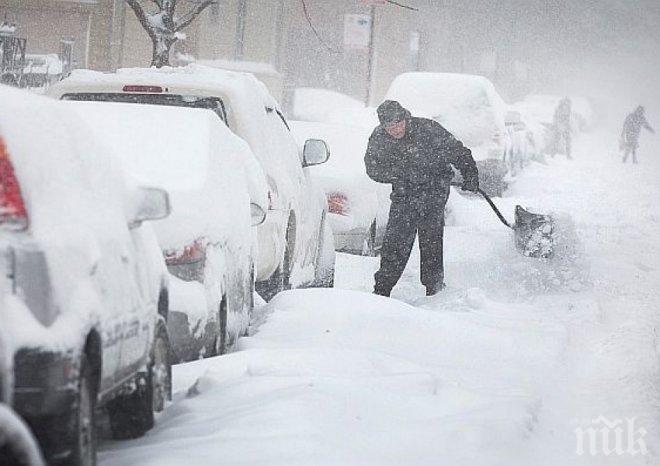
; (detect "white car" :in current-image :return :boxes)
[0,86,172,464]
[385,72,510,195]
[290,120,390,256]
[49,64,336,299]
[68,101,268,363]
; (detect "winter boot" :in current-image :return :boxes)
[373,286,391,297]
[425,282,446,296]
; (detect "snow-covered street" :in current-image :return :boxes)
[97,128,660,466]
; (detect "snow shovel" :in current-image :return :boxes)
[452,183,555,259]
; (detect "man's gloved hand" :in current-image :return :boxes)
[461,178,479,193]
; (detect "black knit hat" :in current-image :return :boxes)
[377,100,409,125]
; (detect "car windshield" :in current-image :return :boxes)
[61,93,227,123]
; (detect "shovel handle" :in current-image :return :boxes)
[450,183,513,229]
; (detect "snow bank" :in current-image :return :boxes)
[99,287,565,466]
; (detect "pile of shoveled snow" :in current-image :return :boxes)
[99,288,565,466]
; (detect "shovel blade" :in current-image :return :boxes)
[514,205,555,258]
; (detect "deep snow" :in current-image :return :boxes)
[99,127,660,465]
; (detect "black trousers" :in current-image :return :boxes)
[374,188,449,294]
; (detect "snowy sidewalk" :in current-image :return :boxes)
[99,129,660,466]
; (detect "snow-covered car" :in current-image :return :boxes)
[385,72,509,195]
[49,64,336,299]
[503,109,535,176]
[0,322,44,466]
[290,120,390,256]
[512,94,594,141]
[68,100,268,363]
[0,86,172,464]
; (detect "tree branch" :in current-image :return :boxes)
[125,0,158,39]
[385,0,418,11]
[174,0,216,32]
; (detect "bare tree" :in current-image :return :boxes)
[125,0,216,68]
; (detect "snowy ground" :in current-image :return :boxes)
[99,128,660,465]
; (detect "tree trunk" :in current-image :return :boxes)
[151,35,176,68]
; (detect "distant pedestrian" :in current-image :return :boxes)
[549,97,572,159]
[364,100,479,297]
[621,106,655,164]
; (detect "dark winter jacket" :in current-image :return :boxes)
[622,112,654,142]
[364,116,478,200]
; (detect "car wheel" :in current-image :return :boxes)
[256,241,291,301]
[313,215,335,288]
[212,297,228,355]
[107,322,171,440]
[361,221,378,257]
[70,354,96,466]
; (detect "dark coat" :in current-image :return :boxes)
[364,117,478,200]
[622,112,654,142]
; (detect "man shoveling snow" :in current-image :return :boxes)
[364,100,479,297]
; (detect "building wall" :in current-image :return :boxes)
[0,0,114,70]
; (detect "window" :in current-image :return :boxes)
[62,93,228,124]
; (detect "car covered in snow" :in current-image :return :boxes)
[289,120,390,256]
[0,86,172,464]
[49,64,336,299]
[385,72,510,195]
[510,94,595,156]
[67,100,269,363]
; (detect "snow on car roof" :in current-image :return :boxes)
[50,64,281,111]
[66,101,211,192]
[386,72,504,118]
[386,72,506,148]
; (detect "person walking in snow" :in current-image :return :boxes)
[365,100,479,297]
[549,97,573,159]
[621,105,655,164]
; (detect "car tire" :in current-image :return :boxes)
[212,297,228,355]
[107,322,171,440]
[256,240,291,301]
[361,221,378,257]
[68,354,97,466]
[314,215,336,288]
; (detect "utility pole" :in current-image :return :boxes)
[235,0,247,60]
[365,4,376,106]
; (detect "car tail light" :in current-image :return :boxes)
[0,136,28,231]
[122,85,163,93]
[327,192,349,216]
[164,238,207,266]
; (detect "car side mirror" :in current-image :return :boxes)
[302,139,330,167]
[130,187,171,228]
[250,202,267,226]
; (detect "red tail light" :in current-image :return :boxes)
[327,192,349,216]
[122,85,163,93]
[164,238,207,266]
[0,136,28,231]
